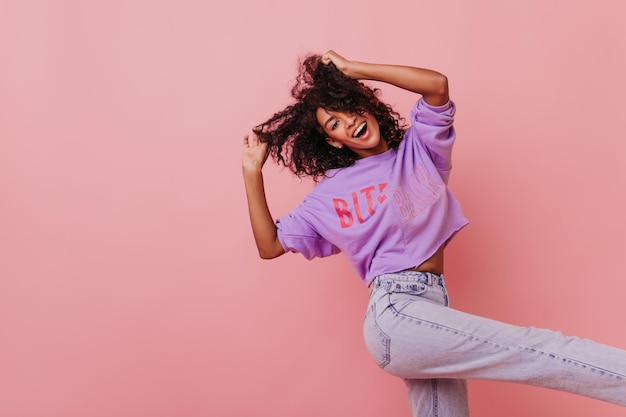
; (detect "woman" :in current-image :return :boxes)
[241,50,626,416]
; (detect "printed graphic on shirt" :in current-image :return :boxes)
[331,163,444,228]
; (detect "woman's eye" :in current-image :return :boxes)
[331,120,339,130]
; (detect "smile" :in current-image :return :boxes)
[353,122,367,138]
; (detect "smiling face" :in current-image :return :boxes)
[316,107,388,158]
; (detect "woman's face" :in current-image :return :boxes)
[316,108,388,158]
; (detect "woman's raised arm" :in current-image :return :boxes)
[321,50,449,106]
[242,132,286,259]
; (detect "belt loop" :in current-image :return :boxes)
[419,272,433,286]
[423,272,443,287]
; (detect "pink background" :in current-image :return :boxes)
[2,0,625,416]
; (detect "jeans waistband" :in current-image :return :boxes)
[372,271,445,293]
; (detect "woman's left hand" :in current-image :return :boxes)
[321,50,353,76]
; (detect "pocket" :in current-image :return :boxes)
[389,285,447,309]
[363,303,391,369]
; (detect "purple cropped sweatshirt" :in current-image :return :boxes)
[276,98,469,286]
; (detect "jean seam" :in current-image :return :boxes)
[515,346,626,380]
[389,304,626,380]
[431,379,439,417]
[368,302,391,369]
[390,303,510,349]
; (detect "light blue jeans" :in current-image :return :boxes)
[363,271,626,416]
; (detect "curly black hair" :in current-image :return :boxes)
[254,54,407,179]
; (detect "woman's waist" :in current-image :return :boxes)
[368,245,444,292]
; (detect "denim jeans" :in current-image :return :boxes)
[363,271,626,416]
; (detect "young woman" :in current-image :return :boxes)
[241,50,626,416]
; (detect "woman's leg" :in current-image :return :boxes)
[365,272,470,416]
[363,271,626,416]
[404,378,469,417]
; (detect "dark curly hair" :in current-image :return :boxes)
[255,54,407,179]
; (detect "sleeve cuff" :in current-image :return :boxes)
[420,98,453,113]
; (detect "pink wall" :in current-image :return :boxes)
[1,0,625,416]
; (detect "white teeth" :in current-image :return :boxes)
[353,122,366,138]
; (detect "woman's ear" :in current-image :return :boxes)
[325,138,343,149]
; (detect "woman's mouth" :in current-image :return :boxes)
[353,122,367,138]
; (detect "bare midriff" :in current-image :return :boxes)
[405,244,445,275]
[369,244,445,290]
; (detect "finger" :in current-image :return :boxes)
[243,134,250,147]
[250,132,260,146]
[321,50,335,64]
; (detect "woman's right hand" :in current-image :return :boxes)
[241,131,286,260]
[242,132,269,173]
